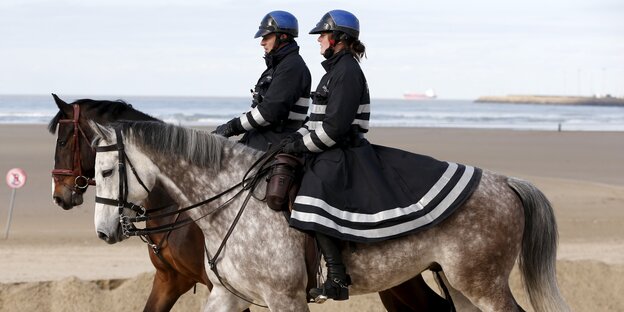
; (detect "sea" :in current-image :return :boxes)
[1,94,623,131]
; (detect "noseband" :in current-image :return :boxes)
[95,128,151,237]
[51,104,96,190]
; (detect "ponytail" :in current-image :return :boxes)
[350,40,366,62]
[331,31,367,62]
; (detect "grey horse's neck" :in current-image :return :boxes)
[145,141,264,233]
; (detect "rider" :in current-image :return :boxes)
[213,10,312,151]
[281,9,368,302]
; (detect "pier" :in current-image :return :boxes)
[475,95,624,106]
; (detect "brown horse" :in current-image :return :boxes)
[48,94,451,311]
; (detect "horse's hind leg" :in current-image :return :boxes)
[443,269,519,312]
[378,274,452,312]
[436,270,480,312]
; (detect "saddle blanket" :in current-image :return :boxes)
[289,142,482,243]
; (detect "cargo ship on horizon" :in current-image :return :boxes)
[403,89,437,100]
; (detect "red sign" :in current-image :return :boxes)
[6,168,27,189]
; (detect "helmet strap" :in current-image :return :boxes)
[267,33,292,55]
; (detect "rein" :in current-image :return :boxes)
[51,104,96,190]
[94,128,281,307]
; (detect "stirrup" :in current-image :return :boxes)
[310,276,351,303]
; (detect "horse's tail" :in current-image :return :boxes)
[507,177,570,312]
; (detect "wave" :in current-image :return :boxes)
[2,95,623,131]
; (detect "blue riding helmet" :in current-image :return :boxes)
[309,9,359,39]
[254,11,299,38]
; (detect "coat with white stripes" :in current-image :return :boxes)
[296,50,370,152]
[238,43,311,136]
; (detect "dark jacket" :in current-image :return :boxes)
[297,50,370,152]
[238,42,312,150]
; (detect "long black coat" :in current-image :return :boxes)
[289,51,481,243]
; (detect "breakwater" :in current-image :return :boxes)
[475,95,624,106]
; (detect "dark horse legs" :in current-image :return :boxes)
[379,274,452,312]
[143,268,198,312]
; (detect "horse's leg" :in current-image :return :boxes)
[447,271,519,312]
[264,293,310,312]
[143,267,197,312]
[378,273,452,312]
[432,173,524,312]
[435,270,480,312]
[201,285,253,312]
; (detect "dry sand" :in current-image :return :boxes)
[0,124,623,311]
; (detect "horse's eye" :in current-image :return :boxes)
[58,140,66,146]
[102,169,114,178]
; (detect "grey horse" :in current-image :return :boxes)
[90,121,569,312]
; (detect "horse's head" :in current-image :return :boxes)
[91,122,159,244]
[49,94,97,209]
[49,95,159,210]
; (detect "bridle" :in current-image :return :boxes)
[51,104,96,191]
[94,128,151,237]
[93,127,279,237]
[93,127,280,307]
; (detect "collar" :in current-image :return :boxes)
[321,50,350,72]
[264,42,299,68]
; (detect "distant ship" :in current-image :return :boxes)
[404,89,437,100]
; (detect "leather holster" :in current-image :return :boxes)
[266,153,303,211]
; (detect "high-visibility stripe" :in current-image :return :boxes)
[250,107,269,127]
[288,112,307,120]
[316,125,336,147]
[303,133,323,152]
[309,104,326,114]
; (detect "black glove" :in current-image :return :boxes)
[212,118,244,137]
[279,132,303,147]
[282,139,308,154]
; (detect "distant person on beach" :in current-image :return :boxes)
[212,10,311,151]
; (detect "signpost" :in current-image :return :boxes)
[5,168,26,239]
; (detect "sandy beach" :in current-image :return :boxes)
[1,124,623,311]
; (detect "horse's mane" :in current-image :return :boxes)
[113,120,239,169]
[47,99,159,134]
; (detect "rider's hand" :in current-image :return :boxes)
[279,132,302,146]
[212,118,244,138]
[282,139,308,154]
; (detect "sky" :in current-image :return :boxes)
[0,0,622,99]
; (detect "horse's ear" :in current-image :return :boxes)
[52,93,71,114]
[88,121,114,144]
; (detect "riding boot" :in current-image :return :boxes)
[309,233,351,302]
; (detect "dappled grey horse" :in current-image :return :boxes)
[91,120,569,312]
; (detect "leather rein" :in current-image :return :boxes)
[51,104,96,190]
[94,128,278,307]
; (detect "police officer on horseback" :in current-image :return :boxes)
[281,9,367,302]
[213,11,311,151]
